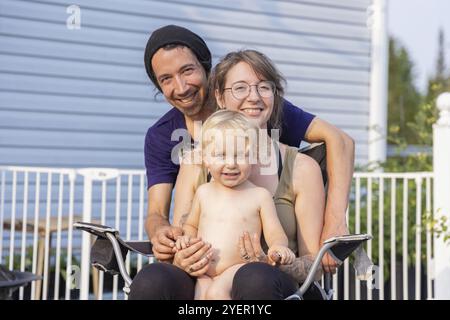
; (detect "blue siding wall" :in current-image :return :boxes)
[0,0,372,167]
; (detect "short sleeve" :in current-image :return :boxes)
[144,127,180,189]
[279,99,316,147]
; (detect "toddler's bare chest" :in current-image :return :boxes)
[199,196,260,229]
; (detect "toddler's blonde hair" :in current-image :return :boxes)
[201,110,258,160]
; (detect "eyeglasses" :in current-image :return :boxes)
[223,81,276,100]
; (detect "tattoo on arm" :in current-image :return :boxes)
[180,212,190,226]
[278,255,321,283]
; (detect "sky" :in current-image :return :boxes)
[388,0,450,93]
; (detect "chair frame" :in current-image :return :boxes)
[74,221,371,300]
[74,143,372,299]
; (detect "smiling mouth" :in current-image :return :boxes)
[178,91,197,104]
[241,108,263,116]
[222,172,240,177]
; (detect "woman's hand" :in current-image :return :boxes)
[173,238,213,277]
[238,232,268,263]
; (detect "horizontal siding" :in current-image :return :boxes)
[0,92,166,118]
[0,18,370,69]
[0,52,369,85]
[0,0,371,170]
[0,71,369,100]
[3,0,371,39]
[165,0,371,22]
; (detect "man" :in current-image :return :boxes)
[130,25,354,299]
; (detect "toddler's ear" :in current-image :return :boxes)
[202,157,211,169]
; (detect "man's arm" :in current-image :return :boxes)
[146,183,182,261]
[304,117,355,272]
[146,183,172,238]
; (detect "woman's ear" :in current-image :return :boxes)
[215,89,224,109]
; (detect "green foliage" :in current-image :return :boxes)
[425,28,450,105]
[347,176,433,281]
[4,246,79,275]
[388,37,423,144]
[348,32,450,282]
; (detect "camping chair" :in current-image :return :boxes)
[0,264,41,300]
[73,143,372,299]
[73,221,371,299]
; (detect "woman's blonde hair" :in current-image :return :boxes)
[207,49,286,132]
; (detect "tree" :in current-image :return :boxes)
[406,28,450,148]
[424,28,450,107]
[387,37,422,146]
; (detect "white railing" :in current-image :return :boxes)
[0,166,147,300]
[4,90,450,300]
[333,172,434,300]
[0,166,436,300]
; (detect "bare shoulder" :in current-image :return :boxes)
[293,152,320,174]
[292,152,322,190]
[195,182,213,197]
[252,185,273,202]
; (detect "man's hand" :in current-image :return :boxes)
[150,225,183,261]
[320,219,349,273]
[173,239,213,277]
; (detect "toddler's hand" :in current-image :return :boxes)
[174,235,191,252]
[268,246,295,265]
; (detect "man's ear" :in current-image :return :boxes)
[215,89,224,109]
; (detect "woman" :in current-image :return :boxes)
[173,50,325,299]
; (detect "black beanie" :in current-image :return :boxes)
[144,25,212,91]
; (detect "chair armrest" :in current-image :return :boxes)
[75,221,152,290]
[74,221,119,238]
[324,234,372,264]
[118,240,153,257]
[286,233,371,300]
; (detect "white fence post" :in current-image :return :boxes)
[77,168,120,300]
[78,169,93,300]
[368,0,388,165]
[433,92,450,299]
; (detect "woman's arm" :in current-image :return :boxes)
[280,101,354,241]
[304,117,354,272]
[292,153,326,256]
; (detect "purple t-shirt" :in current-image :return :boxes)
[144,100,315,189]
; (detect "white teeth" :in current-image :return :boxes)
[179,92,196,103]
[181,97,193,103]
[243,109,262,116]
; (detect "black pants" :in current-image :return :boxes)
[128,262,298,300]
